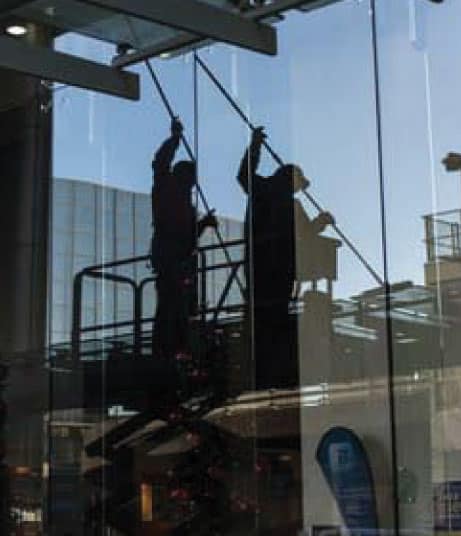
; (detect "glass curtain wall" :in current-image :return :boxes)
[195,2,394,534]
[3,0,454,534]
[376,0,461,534]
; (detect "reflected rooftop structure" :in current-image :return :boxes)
[424,209,461,286]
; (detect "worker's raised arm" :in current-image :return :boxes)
[152,118,183,177]
[237,127,266,194]
[295,201,335,237]
[311,211,335,235]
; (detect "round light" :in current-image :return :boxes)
[6,25,28,37]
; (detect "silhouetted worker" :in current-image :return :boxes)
[237,127,334,385]
[152,118,217,360]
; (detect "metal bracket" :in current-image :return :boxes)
[0,35,139,100]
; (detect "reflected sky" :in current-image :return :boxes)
[52,0,461,298]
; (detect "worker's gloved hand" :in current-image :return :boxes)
[252,126,266,145]
[318,212,335,226]
[171,117,184,137]
[201,211,218,229]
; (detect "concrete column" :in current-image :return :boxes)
[0,27,52,356]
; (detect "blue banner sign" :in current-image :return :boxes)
[316,427,378,534]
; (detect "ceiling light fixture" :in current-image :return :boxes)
[6,25,28,37]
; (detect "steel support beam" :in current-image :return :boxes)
[0,35,139,100]
[0,0,32,14]
[113,0,340,68]
[82,0,276,56]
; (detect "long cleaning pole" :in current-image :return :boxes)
[144,59,245,294]
[195,53,384,287]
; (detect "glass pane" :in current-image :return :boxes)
[376,0,461,533]
[194,2,398,533]
[47,27,198,533]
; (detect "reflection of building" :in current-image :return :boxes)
[42,197,461,534]
[51,178,243,344]
[424,209,461,286]
[55,275,461,534]
[423,208,461,323]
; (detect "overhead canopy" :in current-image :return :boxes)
[112,0,339,67]
[0,0,338,99]
[0,0,276,55]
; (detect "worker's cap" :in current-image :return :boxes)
[173,160,196,189]
[277,164,310,191]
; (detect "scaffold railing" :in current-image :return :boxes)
[424,209,461,262]
[71,238,246,361]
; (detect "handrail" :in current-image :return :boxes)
[81,254,150,272]
[71,225,345,360]
[72,270,138,361]
[422,208,461,219]
[71,239,246,361]
[81,238,245,275]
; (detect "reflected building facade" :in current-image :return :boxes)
[51,177,244,345]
